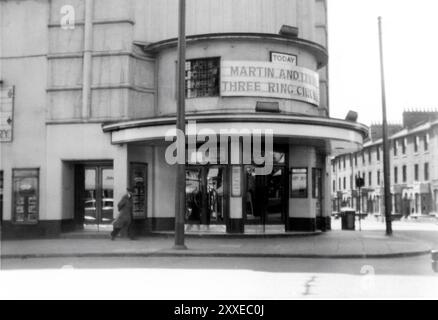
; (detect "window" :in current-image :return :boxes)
[362,152,365,165]
[338,159,341,169]
[368,172,372,186]
[333,180,336,192]
[339,178,342,190]
[403,165,407,183]
[377,147,381,161]
[394,167,398,184]
[343,156,346,169]
[414,164,419,181]
[291,168,308,198]
[185,58,220,98]
[368,149,372,163]
[424,134,429,151]
[377,170,381,186]
[343,177,346,190]
[424,163,429,181]
[350,175,353,189]
[12,169,39,224]
[332,160,335,173]
[402,138,407,154]
[393,140,398,156]
[354,153,358,166]
[414,136,419,153]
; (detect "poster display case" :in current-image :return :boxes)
[12,169,39,224]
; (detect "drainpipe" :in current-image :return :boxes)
[82,0,94,119]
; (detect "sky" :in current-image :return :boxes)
[328,0,438,126]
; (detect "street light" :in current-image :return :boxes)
[174,0,187,250]
[378,17,393,236]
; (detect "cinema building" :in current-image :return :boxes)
[0,0,368,238]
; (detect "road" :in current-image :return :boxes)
[1,255,437,299]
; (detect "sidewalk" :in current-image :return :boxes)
[0,229,433,260]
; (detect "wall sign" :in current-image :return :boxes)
[271,52,297,66]
[130,163,148,220]
[221,61,320,106]
[0,86,14,142]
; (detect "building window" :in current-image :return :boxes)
[350,175,353,189]
[402,138,407,154]
[354,153,358,166]
[393,140,398,156]
[377,147,381,161]
[394,167,398,184]
[424,134,429,151]
[414,136,419,153]
[332,160,335,173]
[338,159,341,169]
[333,180,336,192]
[12,169,39,224]
[403,165,407,183]
[362,152,365,165]
[377,170,381,186]
[343,177,346,190]
[368,149,372,163]
[185,58,220,98]
[368,172,372,186]
[414,164,419,181]
[343,156,346,169]
[291,168,308,198]
[424,163,429,181]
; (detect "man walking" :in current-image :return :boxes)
[111,188,135,240]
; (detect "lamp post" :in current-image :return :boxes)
[378,17,393,236]
[174,0,187,249]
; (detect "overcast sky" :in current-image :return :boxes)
[328,0,438,126]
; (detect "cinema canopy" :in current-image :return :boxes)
[1,0,367,237]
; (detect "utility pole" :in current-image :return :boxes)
[174,0,187,249]
[378,17,393,236]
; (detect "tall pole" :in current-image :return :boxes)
[378,17,393,236]
[174,0,187,249]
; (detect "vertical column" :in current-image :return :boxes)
[82,0,94,119]
[113,144,129,220]
[228,138,244,234]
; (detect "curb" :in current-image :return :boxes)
[1,249,431,260]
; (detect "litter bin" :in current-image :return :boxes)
[341,209,356,230]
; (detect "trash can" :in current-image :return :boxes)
[341,209,356,230]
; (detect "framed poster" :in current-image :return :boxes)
[12,168,39,224]
[290,168,308,198]
[130,163,148,220]
[231,166,242,197]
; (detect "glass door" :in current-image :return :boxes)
[83,166,114,226]
[186,166,228,226]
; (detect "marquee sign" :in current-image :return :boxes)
[0,86,14,143]
[221,61,320,106]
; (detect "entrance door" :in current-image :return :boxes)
[186,166,227,226]
[79,165,114,227]
[245,165,288,226]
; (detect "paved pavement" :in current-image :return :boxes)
[1,218,437,260]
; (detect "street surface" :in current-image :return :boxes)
[1,217,437,299]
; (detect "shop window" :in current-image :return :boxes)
[185,57,220,98]
[291,168,308,198]
[12,169,39,224]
